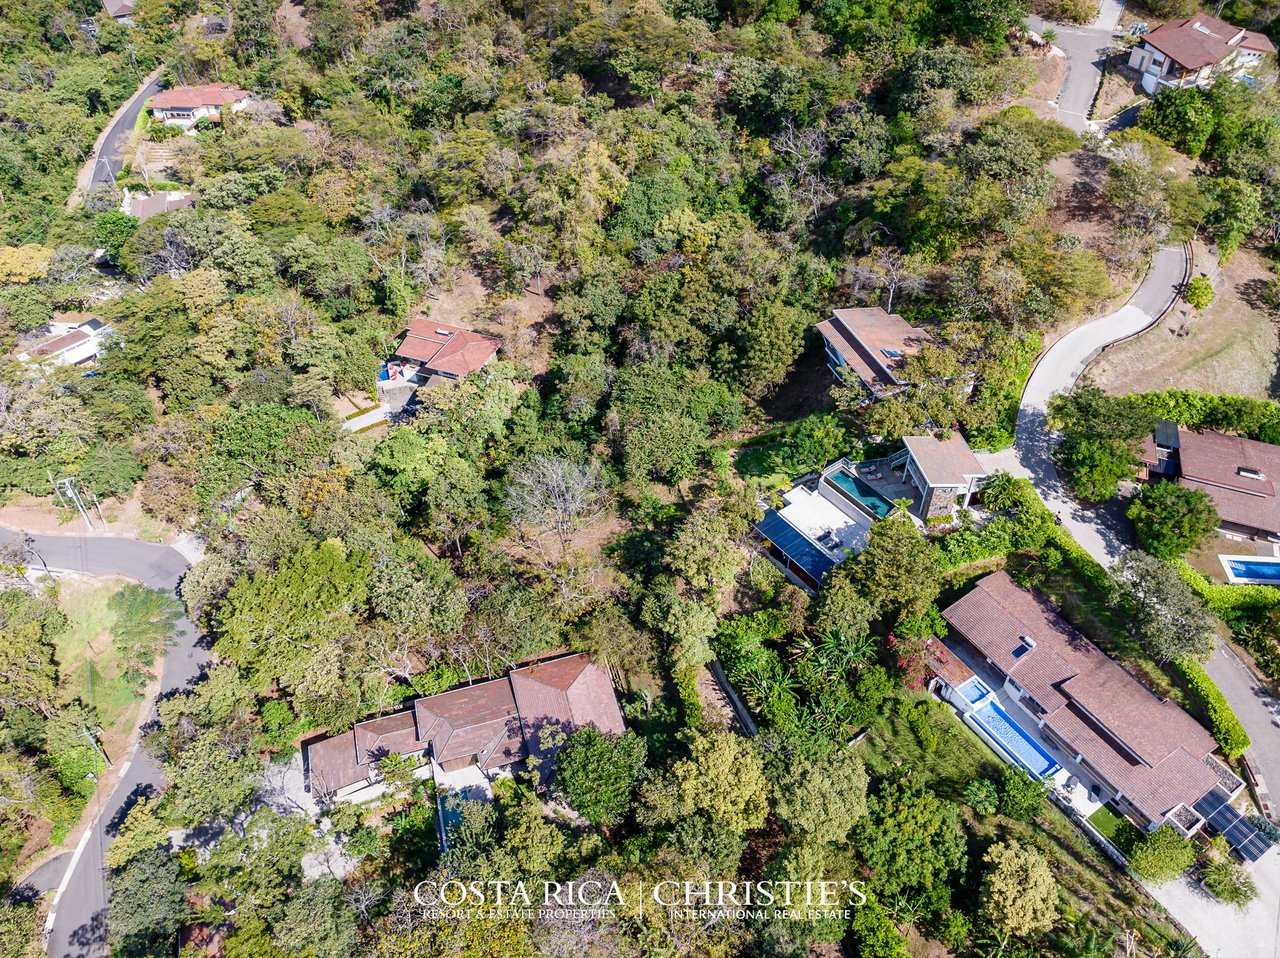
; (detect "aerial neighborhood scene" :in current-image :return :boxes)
[4,0,1280,956]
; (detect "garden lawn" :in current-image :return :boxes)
[1087,804,1143,857]
[863,691,1186,950]
[54,576,147,759]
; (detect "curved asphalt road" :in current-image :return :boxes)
[89,74,164,192]
[1,529,203,958]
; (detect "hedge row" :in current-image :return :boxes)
[1132,390,1280,444]
[1174,560,1280,683]
[1171,658,1252,759]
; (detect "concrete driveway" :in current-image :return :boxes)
[0,528,205,958]
[1029,15,1118,133]
[1145,850,1280,958]
[976,243,1188,564]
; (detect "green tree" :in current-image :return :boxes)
[553,726,648,827]
[1138,87,1217,157]
[104,797,170,870]
[1112,551,1218,663]
[1127,481,1219,559]
[107,846,186,958]
[980,840,1058,948]
[853,516,942,620]
[94,210,139,260]
[773,750,869,844]
[640,727,769,835]
[1184,276,1214,310]
[1128,824,1196,883]
[998,765,1048,821]
[1200,176,1263,261]
[1047,381,1154,503]
[857,778,966,895]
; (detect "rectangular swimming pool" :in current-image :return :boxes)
[1220,554,1280,586]
[972,701,1060,780]
[826,469,895,519]
[958,677,992,704]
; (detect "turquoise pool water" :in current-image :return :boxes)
[959,677,991,704]
[827,470,894,519]
[973,701,1060,779]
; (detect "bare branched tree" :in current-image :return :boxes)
[504,455,610,552]
[768,119,835,219]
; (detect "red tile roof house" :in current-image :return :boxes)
[1128,15,1276,96]
[1139,424,1280,541]
[149,83,250,132]
[934,573,1261,856]
[385,318,501,389]
[815,306,935,398]
[303,653,625,804]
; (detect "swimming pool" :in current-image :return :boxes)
[1220,554,1280,586]
[958,677,992,704]
[826,469,895,519]
[972,701,1060,779]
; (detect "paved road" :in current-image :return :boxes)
[1030,15,1117,133]
[978,243,1188,562]
[1204,642,1280,814]
[1,528,204,958]
[89,74,164,192]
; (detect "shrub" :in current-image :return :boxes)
[1171,658,1251,758]
[1127,481,1219,559]
[1129,824,1196,883]
[998,765,1048,821]
[965,777,1000,815]
[1204,856,1258,907]
[1185,276,1214,310]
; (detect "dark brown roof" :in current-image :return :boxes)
[902,433,986,487]
[1176,428,1280,535]
[394,319,500,377]
[926,638,976,688]
[816,307,933,396]
[942,572,1218,824]
[1142,15,1275,70]
[151,83,249,111]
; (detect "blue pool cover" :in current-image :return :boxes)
[756,509,838,583]
[973,701,1060,779]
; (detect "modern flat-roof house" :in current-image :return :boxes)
[385,318,501,389]
[150,83,250,131]
[121,187,197,223]
[18,316,111,366]
[754,431,986,589]
[933,572,1270,861]
[304,653,624,803]
[1139,423,1280,541]
[815,307,934,397]
[1128,15,1276,95]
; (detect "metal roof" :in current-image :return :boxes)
[756,509,838,582]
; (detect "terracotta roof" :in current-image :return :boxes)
[414,678,525,771]
[942,572,1219,824]
[1141,15,1273,70]
[304,654,623,794]
[816,307,933,396]
[511,654,626,785]
[150,83,250,111]
[393,319,500,378]
[1176,428,1280,535]
[902,432,986,487]
[925,638,976,688]
[33,330,89,357]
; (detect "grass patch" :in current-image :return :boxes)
[1088,803,1143,856]
[863,692,1185,950]
[55,577,146,753]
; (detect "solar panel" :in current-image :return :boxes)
[756,510,838,583]
[1192,789,1274,862]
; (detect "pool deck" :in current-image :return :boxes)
[1219,553,1280,586]
[844,460,928,521]
[940,637,1110,818]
